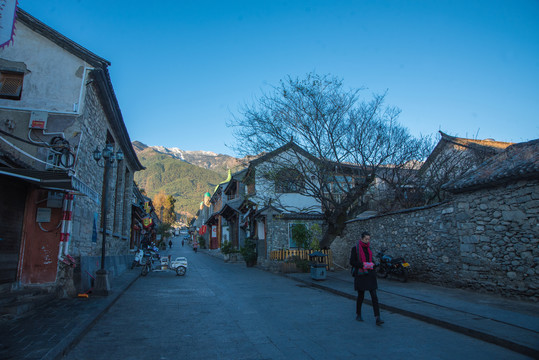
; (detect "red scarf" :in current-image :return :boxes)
[357,240,373,269]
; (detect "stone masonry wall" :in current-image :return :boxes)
[69,81,134,263]
[331,179,539,300]
[264,216,324,256]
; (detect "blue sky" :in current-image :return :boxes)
[18,0,539,156]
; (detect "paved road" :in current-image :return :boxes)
[64,239,529,360]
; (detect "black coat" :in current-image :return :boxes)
[350,245,378,291]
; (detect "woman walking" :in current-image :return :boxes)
[350,231,384,325]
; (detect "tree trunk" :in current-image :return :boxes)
[320,209,348,249]
[319,175,374,249]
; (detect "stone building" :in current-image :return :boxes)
[331,139,538,300]
[0,9,143,299]
[200,142,324,262]
[418,131,513,204]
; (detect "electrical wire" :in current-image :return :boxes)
[1,131,76,168]
[0,128,48,147]
[0,134,65,169]
[38,220,62,232]
[27,129,50,145]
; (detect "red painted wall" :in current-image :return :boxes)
[19,188,62,284]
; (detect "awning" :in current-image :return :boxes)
[0,58,28,73]
[204,212,220,226]
[218,202,241,220]
[0,167,100,203]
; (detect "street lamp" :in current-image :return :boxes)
[92,144,123,296]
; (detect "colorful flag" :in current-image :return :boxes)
[0,0,17,49]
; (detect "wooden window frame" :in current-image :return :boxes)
[0,71,24,100]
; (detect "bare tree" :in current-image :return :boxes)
[229,73,430,248]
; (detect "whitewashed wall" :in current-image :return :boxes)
[253,150,322,213]
[0,23,90,114]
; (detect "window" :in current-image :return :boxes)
[289,223,298,248]
[0,71,24,100]
[275,168,304,193]
[288,223,309,249]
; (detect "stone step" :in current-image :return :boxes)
[0,289,56,319]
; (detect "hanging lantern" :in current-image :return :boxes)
[144,201,151,214]
[142,217,153,228]
[198,225,207,235]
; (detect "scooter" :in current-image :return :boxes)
[131,249,145,269]
[375,248,410,282]
[131,247,160,269]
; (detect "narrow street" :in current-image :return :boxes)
[63,236,527,360]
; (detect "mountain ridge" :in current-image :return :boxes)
[132,141,248,219]
[132,141,246,175]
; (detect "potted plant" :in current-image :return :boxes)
[240,238,257,267]
[197,235,206,249]
[221,240,235,261]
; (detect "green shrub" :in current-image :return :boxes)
[294,258,310,272]
[291,223,310,250]
[240,238,257,265]
[221,240,239,255]
[197,235,206,248]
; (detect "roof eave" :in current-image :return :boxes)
[91,69,144,171]
[16,8,110,68]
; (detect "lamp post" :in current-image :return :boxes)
[92,144,123,296]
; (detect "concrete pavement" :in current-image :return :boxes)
[1,246,538,359]
[0,266,140,360]
[284,269,539,359]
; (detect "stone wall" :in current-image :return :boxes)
[264,216,324,257]
[331,180,539,300]
[69,81,135,262]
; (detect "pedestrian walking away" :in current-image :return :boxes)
[168,240,172,249]
[350,231,384,325]
[182,240,184,247]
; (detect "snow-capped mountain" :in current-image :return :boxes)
[132,141,247,174]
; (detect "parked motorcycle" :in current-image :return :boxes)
[375,249,410,282]
[131,247,160,269]
[141,256,153,276]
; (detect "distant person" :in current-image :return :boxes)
[141,234,150,249]
[182,240,184,247]
[168,239,172,249]
[350,231,384,325]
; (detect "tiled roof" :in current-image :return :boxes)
[444,139,539,193]
[440,132,513,150]
[248,141,317,167]
[279,213,324,220]
[17,8,110,67]
[420,131,513,174]
[254,205,323,220]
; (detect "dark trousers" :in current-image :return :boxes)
[356,289,380,317]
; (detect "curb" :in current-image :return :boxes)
[48,272,141,360]
[285,274,539,359]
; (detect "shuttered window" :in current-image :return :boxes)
[0,71,24,100]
